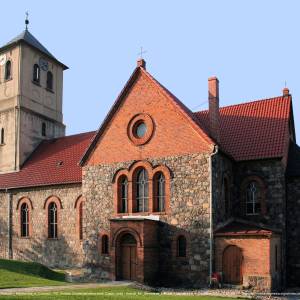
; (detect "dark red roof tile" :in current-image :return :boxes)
[194,96,292,161]
[0,131,95,190]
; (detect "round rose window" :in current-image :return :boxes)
[128,114,154,146]
[135,122,147,138]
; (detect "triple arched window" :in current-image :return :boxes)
[116,163,170,214]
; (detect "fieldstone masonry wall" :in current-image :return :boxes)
[83,153,212,286]
[0,184,84,268]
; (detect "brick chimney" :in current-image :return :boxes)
[208,76,220,143]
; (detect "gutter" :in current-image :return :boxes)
[209,145,218,285]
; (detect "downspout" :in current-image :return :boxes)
[209,145,218,285]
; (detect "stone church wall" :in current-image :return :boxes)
[0,184,84,268]
[83,153,212,286]
[286,176,300,287]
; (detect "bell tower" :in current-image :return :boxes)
[0,19,67,173]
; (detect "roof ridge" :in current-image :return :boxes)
[194,95,291,114]
[47,130,96,142]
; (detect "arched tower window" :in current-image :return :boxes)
[42,122,46,137]
[48,202,58,238]
[153,172,165,212]
[177,235,187,257]
[101,234,109,254]
[20,203,29,237]
[246,181,261,215]
[118,176,128,213]
[5,60,11,80]
[0,128,4,145]
[46,71,53,90]
[33,64,40,83]
[135,168,149,212]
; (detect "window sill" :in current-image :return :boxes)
[45,87,54,94]
[47,237,59,240]
[4,78,12,83]
[32,80,41,87]
[19,236,31,239]
[0,143,5,146]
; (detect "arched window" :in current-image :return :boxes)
[5,60,11,80]
[246,181,261,215]
[46,71,53,90]
[177,235,187,257]
[33,64,40,83]
[153,172,165,212]
[135,168,149,212]
[42,122,46,137]
[101,234,109,254]
[20,203,29,237]
[48,202,57,238]
[118,176,128,213]
[0,128,4,145]
[223,177,230,216]
[78,201,84,240]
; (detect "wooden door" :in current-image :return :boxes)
[119,234,137,280]
[222,245,243,284]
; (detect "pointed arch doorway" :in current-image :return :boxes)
[222,245,243,284]
[118,233,137,280]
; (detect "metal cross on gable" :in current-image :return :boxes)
[25,11,29,30]
[138,47,147,59]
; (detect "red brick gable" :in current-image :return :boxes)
[82,65,214,165]
[195,96,292,161]
[0,131,95,189]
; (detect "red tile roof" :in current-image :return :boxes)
[195,96,292,161]
[0,131,95,190]
[214,220,276,237]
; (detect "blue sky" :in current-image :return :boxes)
[1,1,299,140]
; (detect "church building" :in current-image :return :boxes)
[0,25,300,292]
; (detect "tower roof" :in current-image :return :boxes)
[0,30,68,70]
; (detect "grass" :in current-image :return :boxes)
[0,259,66,288]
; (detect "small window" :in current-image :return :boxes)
[33,64,40,83]
[153,172,165,212]
[20,203,29,237]
[0,128,4,145]
[246,181,261,215]
[48,202,57,238]
[177,235,187,257]
[101,235,109,254]
[118,176,128,213]
[5,60,11,80]
[46,71,53,90]
[42,123,46,137]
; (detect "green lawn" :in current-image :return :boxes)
[0,259,66,288]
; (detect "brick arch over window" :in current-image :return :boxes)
[75,195,85,240]
[43,196,63,209]
[113,161,171,215]
[16,197,33,211]
[16,197,33,238]
[241,176,267,216]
